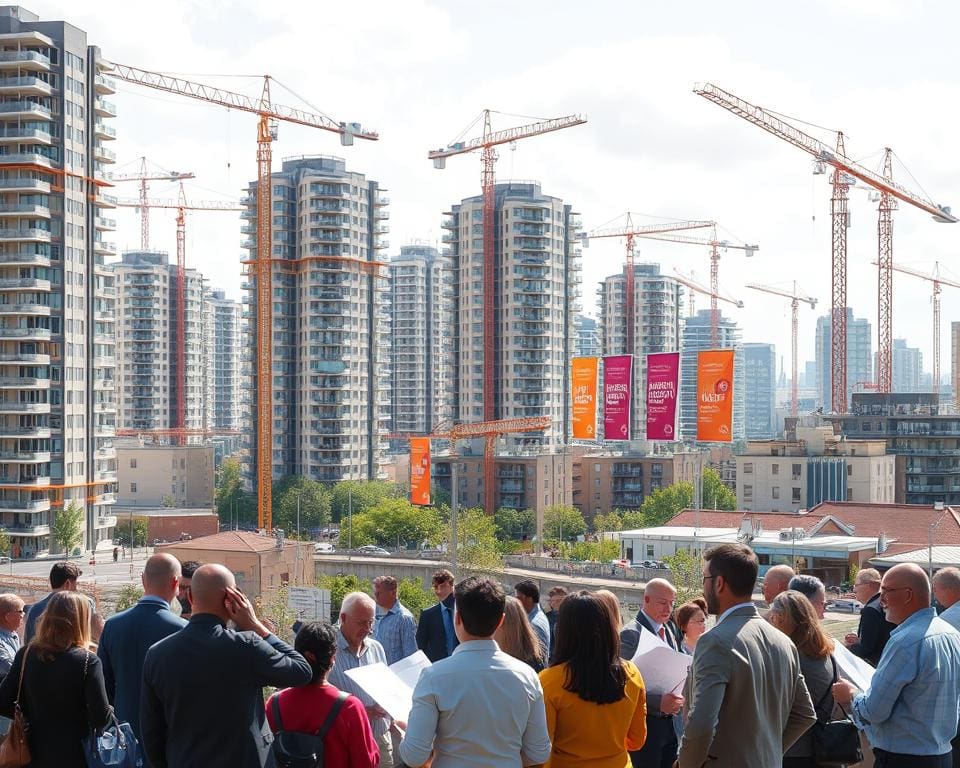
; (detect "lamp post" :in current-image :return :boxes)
[450,459,459,575]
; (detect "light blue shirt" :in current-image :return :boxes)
[0,629,19,679]
[374,600,418,665]
[400,639,551,768]
[850,607,960,756]
[326,630,390,740]
[939,601,960,631]
[527,604,550,660]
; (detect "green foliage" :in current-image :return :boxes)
[543,505,586,543]
[663,548,704,606]
[51,501,84,554]
[114,516,149,547]
[701,467,736,511]
[849,563,860,584]
[619,509,646,530]
[272,476,332,537]
[215,457,256,526]
[256,584,298,643]
[350,498,444,549]
[640,482,694,528]
[560,539,621,562]
[493,507,536,541]
[330,481,401,523]
[161,494,176,508]
[397,577,435,620]
[0,529,10,557]
[451,507,503,573]
[114,584,144,613]
[592,510,623,534]
[317,574,372,618]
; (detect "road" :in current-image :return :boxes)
[9,549,155,589]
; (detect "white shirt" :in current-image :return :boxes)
[715,601,756,625]
[399,639,552,768]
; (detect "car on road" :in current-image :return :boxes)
[357,545,391,556]
[827,599,863,613]
[314,542,335,554]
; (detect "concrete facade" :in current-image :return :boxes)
[815,308,872,410]
[892,339,923,394]
[572,452,677,519]
[743,342,777,438]
[202,288,241,432]
[116,442,214,508]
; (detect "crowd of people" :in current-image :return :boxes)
[0,546,959,767]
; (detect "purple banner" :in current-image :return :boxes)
[646,351,680,440]
[603,355,633,441]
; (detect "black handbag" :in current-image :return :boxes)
[811,655,863,767]
[270,690,348,768]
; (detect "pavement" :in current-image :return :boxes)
[9,548,155,589]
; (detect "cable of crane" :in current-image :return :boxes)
[891,149,936,208]
[761,106,843,140]
[446,111,487,146]
[270,77,340,127]
[144,72,262,79]
[488,109,552,123]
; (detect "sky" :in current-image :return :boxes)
[35,0,960,379]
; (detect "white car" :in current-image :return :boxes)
[314,542,335,554]
[828,599,863,613]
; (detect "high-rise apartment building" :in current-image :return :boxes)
[743,342,777,438]
[114,251,204,432]
[388,244,451,435]
[574,314,600,358]
[952,322,960,407]
[598,263,683,439]
[678,309,745,441]
[242,155,389,483]
[202,288,241,432]
[815,309,872,411]
[0,7,118,553]
[891,338,922,393]
[442,181,580,450]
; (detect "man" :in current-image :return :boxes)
[400,576,551,768]
[679,543,816,768]
[328,591,394,767]
[0,594,23,681]
[140,564,311,768]
[762,563,795,604]
[932,567,960,767]
[844,567,895,666]
[514,579,550,658]
[833,563,960,768]
[97,554,186,740]
[25,561,102,643]
[545,585,567,662]
[373,575,418,665]
[620,577,682,768]
[788,573,827,620]
[176,559,202,619]
[416,569,459,662]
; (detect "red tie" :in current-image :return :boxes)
[658,626,667,642]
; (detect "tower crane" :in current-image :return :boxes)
[582,215,714,355]
[671,268,744,312]
[116,185,244,443]
[873,261,960,400]
[745,282,818,417]
[694,83,957,412]
[639,225,757,345]
[108,63,378,531]
[108,158,194,249]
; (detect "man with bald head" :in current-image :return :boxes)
[140,563,311,768]
[620,578,682,768]
[97,553,186,740]
[833,563,960,767]
[762,564,795,604]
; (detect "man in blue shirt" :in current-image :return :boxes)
[932,566,960,767]
[373,575,418,665]
[514,579,549,659]
[833,563,960,768]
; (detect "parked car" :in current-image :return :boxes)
[357,545,391,556]
[827,599,863,613]
[314,542,335,554]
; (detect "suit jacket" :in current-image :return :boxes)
[416,598,458,663]
[140,613,312,768]
[97,595,186,740]
[620,611,682,716]
[848,592,894,667]
[678,605,816,768]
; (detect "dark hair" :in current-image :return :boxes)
[553,591,626,704]
[514,579,540,603]
[180,560,203,579]
[455,576,506,637]
[432,569,454,587]
[704,543,758,597]
[294,621,338,684]
[675,601,707,633]
[49,561,81,589]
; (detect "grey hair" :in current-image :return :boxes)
[788,574,826,602]
[340,591,375,617]
[933,567,960,592]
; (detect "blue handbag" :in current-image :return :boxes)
[83,717,142,768]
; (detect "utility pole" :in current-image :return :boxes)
[450,460,459,575]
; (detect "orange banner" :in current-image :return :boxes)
[696,349,735,442]
[571,357,599,440]
[410,437,431,506]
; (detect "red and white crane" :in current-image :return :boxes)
[671,268,744,312]
[108,157,194,250]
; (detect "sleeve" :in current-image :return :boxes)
[345,696,380,768]
[0,648,23,718]
[251,634,313,689]
[782,656,817,751]
[677,636,730,768]
[96,624,115,704]
[0,643,14,680]
[398,668,439,768]
[850,637,916,730]
[401,615,419,660]
[139,650,167,768]
[83,653,113,731]
[520,679,552,766]
[619,626,639,662]
[625,665,648,752]
[265,692,278,733]
[847,607,884,661]
[540,674,557,749]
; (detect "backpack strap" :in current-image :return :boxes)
[316,691,349,739]
[270,695,284,732]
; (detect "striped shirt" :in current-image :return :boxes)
[327,630,390,740]
[374,600,418,665]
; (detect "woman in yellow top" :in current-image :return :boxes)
[539,591,647,768]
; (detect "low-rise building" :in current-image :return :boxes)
[116,442,215,508]
[113,507,219,544]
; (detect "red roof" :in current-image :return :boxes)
[157,530,295,554]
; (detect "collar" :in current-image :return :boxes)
[527,604,542,618]
[716,601,756,625]
[452,638,497,654]
[138,595,172,608]
[188,613,227,627]
[640,609,663,636]
[0,628,17,640]
[378,600,403,618]
[890,606,936,635]
[441,594,455,609]
[865,591,882,606]
[337,628,372,655]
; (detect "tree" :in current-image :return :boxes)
[397,578,435,620]
[114,516,149,547]
[330,481,400,523]
[638,482,694,528]
[316,574,372,618]
[493,507,536,541]
[562,539,620,562]
[663,548,704,606]
[350,498,444,549]
[272,477,332,537]
[619,509,646,530]
[51,501,84,554]
[0,529,10,558]
[701,467,737,510]
[114,584,144,613]
[593,510,623,534]
[215,457,256,527]
[160,494,176,508]
[449,507,503,573]
[543,505,586,543]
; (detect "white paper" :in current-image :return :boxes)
[344,663,415,723]
[629,626,667,665]
[832,642,875,692]
[389,650,431,690]
[631,645,692,697]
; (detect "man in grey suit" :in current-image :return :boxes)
[679,543,816,768]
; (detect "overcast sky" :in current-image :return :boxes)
[40,0,960,379]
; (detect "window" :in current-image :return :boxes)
[792,463,802,480]
[130,483,137,493]
[772,464,779,475]
[646,545,655,557]
[129,458,137,469]
[792,487,801,503]
[743,484,753,499]
[847,465,853,476]
[743,462,753,474]
[772,487,780,499]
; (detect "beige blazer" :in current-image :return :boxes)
[678,604,816,768]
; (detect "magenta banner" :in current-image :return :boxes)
[603,355,633,441]
[646,351,680,440]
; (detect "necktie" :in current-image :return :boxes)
[658,626,667,642]
[441,603,455,656]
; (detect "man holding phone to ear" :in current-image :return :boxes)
[140,563,312,768]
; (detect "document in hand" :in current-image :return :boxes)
[832,642,875,692]
[344,651,433,723]
[630,631,692,696]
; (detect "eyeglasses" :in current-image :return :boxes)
[880,586,912,597]
[702,575,716,583]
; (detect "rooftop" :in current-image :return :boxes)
[870,545,960,569]
[156,530,305,554]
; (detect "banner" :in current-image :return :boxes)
[696,349,735,442]
[571,357,599,440]
[646,351,680,440]
[603,354,633,441]
[410,437,431,506]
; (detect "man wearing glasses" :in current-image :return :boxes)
[0,593,23,680]
[833,563,960,768]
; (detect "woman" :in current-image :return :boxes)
[594,589,623,630]
[767,590,838,768]
[494,595,545,671]
[0,591,111,767]
[675,598,709,654]
[266,621,379,768]
[539,591,646,767]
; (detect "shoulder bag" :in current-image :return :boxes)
[812,655,863,767]
[81,650,142,768]
[0,646,30,768]
[271,690,349,768]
